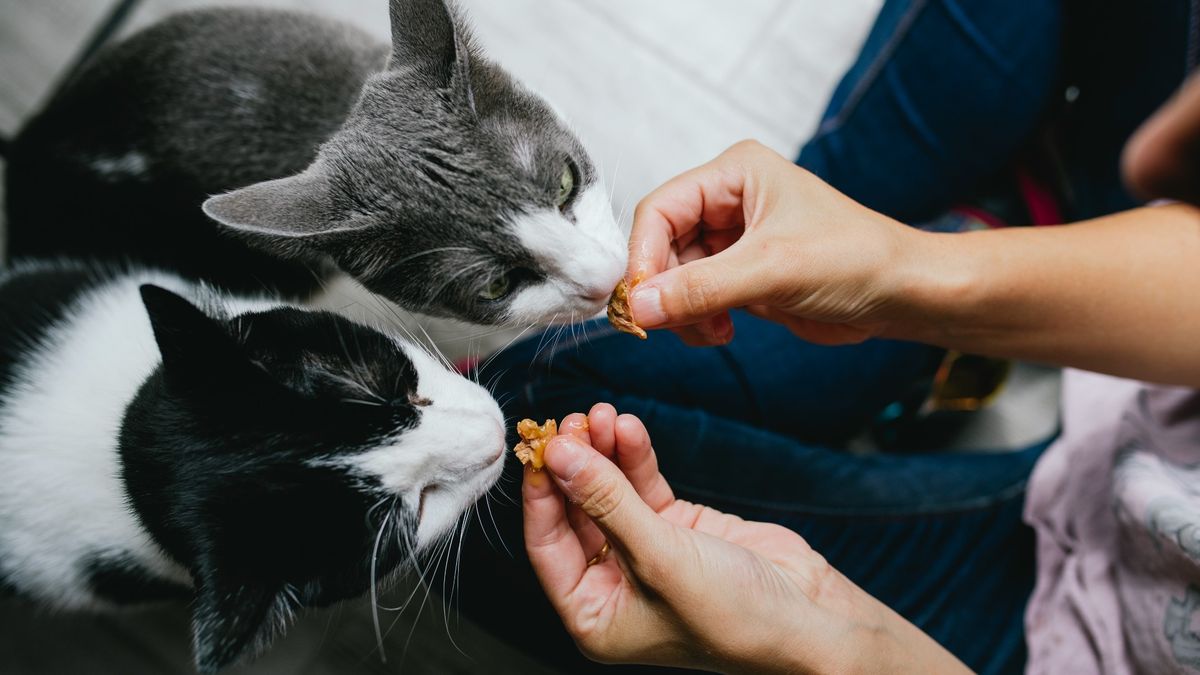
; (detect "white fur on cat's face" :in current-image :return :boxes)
[338,345,506,546]
[505,182,628,325]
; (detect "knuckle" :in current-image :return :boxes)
[729,138,764,156]
[680,268,716,317]
[580,474,626,524]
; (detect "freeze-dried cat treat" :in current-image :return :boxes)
[514,418,557,471]
[607,277,647,340]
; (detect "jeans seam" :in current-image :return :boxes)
[815,0,932,138]
[671,476,1031,519]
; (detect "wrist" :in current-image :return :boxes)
[879,227,985,346]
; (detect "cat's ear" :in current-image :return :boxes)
[388,0,476,111]
[191,574,287,674]
[140,285,264,388]
[202,162,354,245]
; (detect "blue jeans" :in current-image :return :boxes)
[449,2,1194,674]
[449,317,1048,675]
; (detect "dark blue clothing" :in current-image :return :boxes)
[452,318,1048,675]
[449,2,1197,674]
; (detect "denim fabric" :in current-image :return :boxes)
[800,0,1196,224]
[449,317,1049,675]
[447,2,1195,673]
[799,0,1064,223]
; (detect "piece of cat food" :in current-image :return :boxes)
[607,277,647,339]
[514,418,558,471]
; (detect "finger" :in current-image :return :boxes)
[670,313,735,347]
[628,151,749,280]
[522,465,588,607]
[628,242,765,330]
[566,501,608,559]
[744,305,875,346]
[559,413,592,445]
[586,403,618,459]
[542,435,669,565]
[613,414,675,511]
[1124,73,1200,205]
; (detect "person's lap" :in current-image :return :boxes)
[443,1,1200,672]
[448,316,1049,675]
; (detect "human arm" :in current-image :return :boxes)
[523,404,971,674]
[624,141,1200,387]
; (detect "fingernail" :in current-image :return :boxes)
[630,286,666,326]
[713,314,734,342]
[545,436,590,480]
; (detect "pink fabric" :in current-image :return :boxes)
[1025,370,1200,674]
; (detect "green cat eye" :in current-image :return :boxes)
[479,273,512,301]
[556,163,575,209]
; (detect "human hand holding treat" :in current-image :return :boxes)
[522,404,968,674]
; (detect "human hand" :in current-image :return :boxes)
[624,140,926,347]
[522,404,968,674]
[1125,72,1200,206]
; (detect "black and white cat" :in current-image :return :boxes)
[5,0,626,327]
[0,261,506,673]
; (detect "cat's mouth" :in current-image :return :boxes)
[413,449,506,545]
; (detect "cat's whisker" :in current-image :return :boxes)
[483,490,513,557]
[369,508,393,664]
[477,322,536,375]
[529,313,562,365]
[379,247,477,276]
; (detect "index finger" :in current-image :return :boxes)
[628,149,749,280]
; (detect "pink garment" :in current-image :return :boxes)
[1025,370,1200,674]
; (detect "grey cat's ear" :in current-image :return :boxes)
[388,0,475,110]
[202,162,352,241]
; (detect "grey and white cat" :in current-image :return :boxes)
[5,0,626,327]
[0,260,506,672]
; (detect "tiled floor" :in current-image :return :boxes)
[0,1,1059,673]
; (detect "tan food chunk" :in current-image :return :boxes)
[607,277,647,339]
[513,418,558,471]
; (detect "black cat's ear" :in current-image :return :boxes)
[389,0,475,111]
[191,575,286,674]
[140,285,265,390]
[202,162,358,249]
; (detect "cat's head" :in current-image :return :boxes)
[202,0,626,327]
[123,286,506,673]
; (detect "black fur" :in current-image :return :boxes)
[6,0,608,324]
[125,286,424,672]
[5,10,382,297]
[0,264,487,674]
[84,553,192,606]
[0,263,98,389]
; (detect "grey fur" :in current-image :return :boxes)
[7,0,617,325]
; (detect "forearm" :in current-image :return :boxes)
[770,573,970,675]
[890,203,1200,386]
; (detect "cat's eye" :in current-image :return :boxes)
[479,272,513,301]
[556,163,576,210]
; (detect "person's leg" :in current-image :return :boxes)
[449,334,1048,675]
[497,314,942,447]
[799,0,1065,224]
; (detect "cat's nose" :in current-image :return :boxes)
[576,286,612,304]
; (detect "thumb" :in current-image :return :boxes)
[629,248,765,329]
[543,435,667,560]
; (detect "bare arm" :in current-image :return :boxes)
[895,204,1200,385]
[623,141,1200,387]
